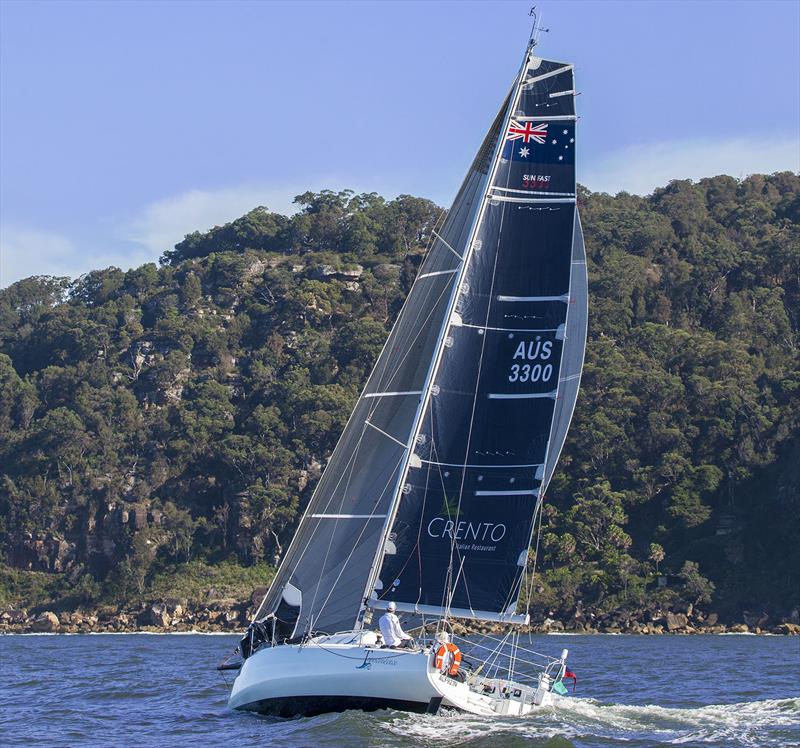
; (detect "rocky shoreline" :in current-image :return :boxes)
[2,599,799,636]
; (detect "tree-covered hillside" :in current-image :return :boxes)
[1,175,798,626]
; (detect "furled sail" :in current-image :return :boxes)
[252,92,514,637]
[370,53,586,623]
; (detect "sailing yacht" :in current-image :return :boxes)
[224,26,588,718]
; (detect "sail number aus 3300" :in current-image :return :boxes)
[508,339,554,383]
[508,363,552,383]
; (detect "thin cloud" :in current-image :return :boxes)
[122,183,330,256]
[1,183,331,287]
[582,136,800,195]
[0,224,158,288]
[1,225,76,287]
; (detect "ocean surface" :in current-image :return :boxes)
[1,632,798,747]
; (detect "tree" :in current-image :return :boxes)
[648,543,665,574]
[0,174,798,619]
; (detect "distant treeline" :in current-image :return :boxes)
[1,174,798,622]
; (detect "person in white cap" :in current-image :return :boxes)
[378,601,413,648]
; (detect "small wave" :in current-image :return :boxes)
[382,697,799,747]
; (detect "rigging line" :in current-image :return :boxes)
[282,398,375,574]
[414,449,435,607]
[463,634,506,681]
[465,631,512,680]
[370,272,454,395]
[526,499,545,617]
[428,418,478,620]
[350,201,449,432]
[372,453,434,605]
[431,230,465,261]
[431,435,455,616]
[444,557,463,622]
[313,449,409,623]
[487,634,511,682]
[430,435,470,617]
[364,420,410,449]
[496,496,546,624]
[462,630,557,662]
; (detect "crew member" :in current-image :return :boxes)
[379,601,413,648]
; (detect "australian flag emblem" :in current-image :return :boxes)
[502,120,575,165]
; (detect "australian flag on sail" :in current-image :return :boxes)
[496,119,576,195]
[502,121,575,166]
[506,120,549,144]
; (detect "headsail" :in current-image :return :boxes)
[370,52,586,623]
[252,92,514,637]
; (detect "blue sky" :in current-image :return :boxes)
[1,0,798,286]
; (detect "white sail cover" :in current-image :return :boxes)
[372,54,587,622]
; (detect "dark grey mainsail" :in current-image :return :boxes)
[253,93,513,637]
[370,53,586,623]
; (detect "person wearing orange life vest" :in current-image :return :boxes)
[432,631,463,680]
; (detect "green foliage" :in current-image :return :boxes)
[145,558,276,603]
[0,176,797,620]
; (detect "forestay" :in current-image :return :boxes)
[253,92,514,637]
[370,54,587,623]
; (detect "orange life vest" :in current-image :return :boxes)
[434,642,462,676]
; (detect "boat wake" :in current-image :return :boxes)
[379,696,800,747]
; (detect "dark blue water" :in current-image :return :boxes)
[1,633,798,747]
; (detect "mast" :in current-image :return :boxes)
[361,38,543,622]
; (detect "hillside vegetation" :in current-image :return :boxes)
[1,175,798,627]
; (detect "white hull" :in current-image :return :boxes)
[228,633,557,718]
